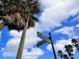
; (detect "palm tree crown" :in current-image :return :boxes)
[0,0,40,31]
[58,39,79,59]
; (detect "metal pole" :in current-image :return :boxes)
[16,18,29,59]
[49,33,57,59]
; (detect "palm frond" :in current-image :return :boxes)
[0,0,40,31]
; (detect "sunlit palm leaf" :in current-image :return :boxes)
[0,0,39,31]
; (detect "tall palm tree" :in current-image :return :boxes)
[58,39,79,59]
[58,44,74,59]
[58,50,63,58]
[72,39,79,52]
[0,0,40,59]
[65,45,74,58]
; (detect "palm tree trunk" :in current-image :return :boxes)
[16,18,29,59]
[16,0,38,59]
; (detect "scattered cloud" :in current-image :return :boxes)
[1,0,79,59]
[53,25,79,38]
[55,39,72,51]
[54,26,75,37]
[2,38,19,57]
[37,0,79,32]
[76,24,79,27]
[2,28,43,59]
[0,48,4,53]
[46,39,76,54]
[22,48,44,59]
[46,44,52,51]
[46,24,79,54]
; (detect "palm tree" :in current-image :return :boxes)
[58,45,73,59]
[0,0,39,30]
[72,39,77,45]
[58,39,79,59]
[63,54,69,59]
[65,45,74,58]
[58,50,63,58]
[72,39,79,52]
[58,50,69,59]
[0,0,40,59]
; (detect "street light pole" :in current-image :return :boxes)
[49,33,57,59]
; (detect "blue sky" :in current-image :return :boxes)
[0,0,79,59]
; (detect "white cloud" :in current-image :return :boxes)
[53,25,79,38]
[9,28,41,49]
[46,44,52,51]
[2,38,44,59]
[54,26,74,35]
[76,24,79,27]
[46,39,76,54]
[0,48,4,53]
[3,28,43,58]
[55,39,72,51]
[22,48,44,59]
[37,0,79,32]
[2,0,79,58]
[2,38,19,57]
[9,30,22,39]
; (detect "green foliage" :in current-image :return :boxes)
[58,39,79,59]
[58,50,63,57]
[0,0,40,31]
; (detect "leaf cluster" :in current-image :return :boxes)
[58,39,79,59]
[0,0,40,31]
